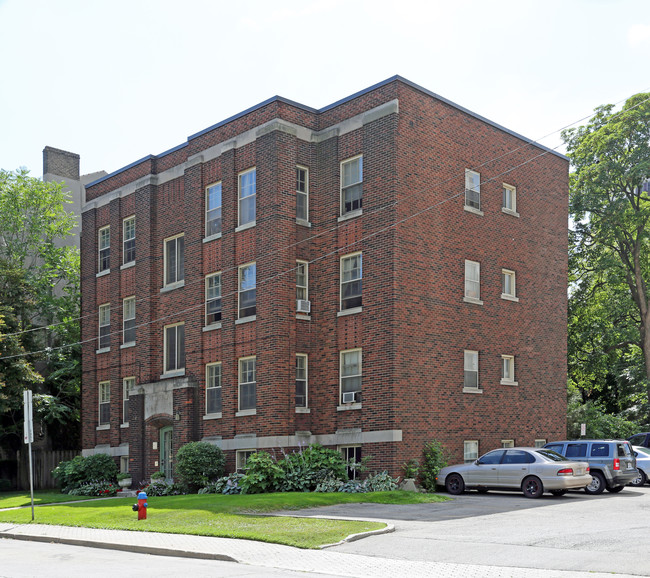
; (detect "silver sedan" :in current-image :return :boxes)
[630,446,650,486]
[436,447,593,498]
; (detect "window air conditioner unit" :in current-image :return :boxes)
[342,391,356,404]
[297,299,311,314]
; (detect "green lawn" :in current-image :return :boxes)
[0,491,447,549]
[0,491,100,509]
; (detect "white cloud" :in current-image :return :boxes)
[628,24,650,46]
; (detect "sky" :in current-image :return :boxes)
[0,0,649,179]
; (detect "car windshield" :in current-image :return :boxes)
[635,446,650,457]
[535,449,569,462]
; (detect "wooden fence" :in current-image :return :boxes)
[16,449,79,490]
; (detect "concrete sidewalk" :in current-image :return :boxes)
[0,522,639,577]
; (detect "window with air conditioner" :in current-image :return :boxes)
[340,349,362,405]
[296,260,310,313]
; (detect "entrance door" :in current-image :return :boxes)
[160,426,173,480]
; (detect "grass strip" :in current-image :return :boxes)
[0,491,447,549]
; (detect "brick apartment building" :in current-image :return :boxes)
[80,76,569,483]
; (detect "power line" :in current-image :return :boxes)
[3,90,650,360]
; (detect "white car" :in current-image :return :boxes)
[630,446,650,486]
[436,447,592,498]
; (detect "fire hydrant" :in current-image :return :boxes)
[132,491,148,520]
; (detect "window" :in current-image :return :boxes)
[120,456,129,473]
[99,381,110,426]
[590,443,609,457]
[340,446,362,480]
[340,253,362,310]
[503,183,517,213]
[238,263,256,319]
[296,354,308,408]
[341,156,363,216]
[501,439,515,448]
[340,349,362,404]
[164,323,185,374]
[296,260,308,303]
[164,234,184,286]
[502,269,517,300]
[464,440,479,463]
[296,167,309,222]
[98,226,110,272]
[464,350,479,389]
[238,168,256,227]
[98,304,110,350]
[238,356,256,411]
[122,377,134,424]
[534,439,547,448]
[205,273,222,325]
[123,297,135,345]
[464,260,481,301]
[465,170,480,211]
[503,450,535,464]
[206,363,222,415]
[123,216,135,264]
[236,449,256,472]
[501,355,517,384]
[479,450,505,464]
[206,182,222,237]
[567,443,588,458]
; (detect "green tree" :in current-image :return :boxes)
[564,92,650,419]
[0,168,81,451]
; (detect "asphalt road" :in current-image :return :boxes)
[285,485,650,576]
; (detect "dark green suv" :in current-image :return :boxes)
[544,440,637,495]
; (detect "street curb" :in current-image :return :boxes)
[0,530,240,563]
[320,522,395,549]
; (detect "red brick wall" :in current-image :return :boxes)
[81,77,568,477]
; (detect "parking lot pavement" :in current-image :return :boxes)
[281,486,650,576]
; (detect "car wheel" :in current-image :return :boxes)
[585,471,606,495]
[629,469,647,487]
[522,476,544,498]
[445,473,465,495]
[606,485,625,493]
[550,489,568,496]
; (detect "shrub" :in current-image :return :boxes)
[68,480,117,497]
[402,459,420,479]
[0,478,12,492]
[199,473,244,495]
[150,471,166,480]
[52,453,118,493]
[314,471,398,493]
[420,440,448,491]
[174,442,225,492]
[365,471,399,492]
[279,444,347,492]
[143,480,183,496]
[239,451,284,494]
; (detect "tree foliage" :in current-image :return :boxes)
[0,168,81,452]
[564,92,650,426]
